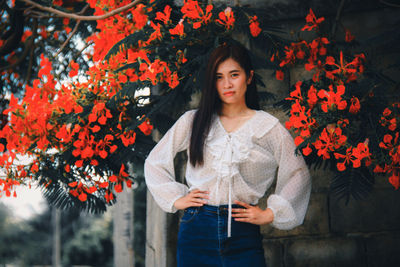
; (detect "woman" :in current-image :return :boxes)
[144,43,311,267]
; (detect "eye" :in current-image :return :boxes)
[231,73,239,78]
[216,76,222,80]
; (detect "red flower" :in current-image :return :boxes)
[105,190,114,203]
[383,108,392,116]
[349,97,360,114]
[389,173,400,190]
[53,0,63,6]
[169,19,185,37]
[155,5,171,24]
[147,21,162,44]
[120,131,136,147]
[38,54,52,78]
[326,51,363,82]
[109,175,118,183]
[275,70,284,81]
[345,29,355,42]
[78,192,87,202]
[249,16,262,37]
[307,85,318,108]
[138,118,153,135]
[279,46,296,67]
[131,4,148,30]
[334,141,371,171]
[318,84,347,112]
[99,181,109,188]
[75,160,83,167]
[88,102,112,125]
[216,7,235,30]
[114,183,123,193]
[96,134,117,159]
[313,126,347,159]
[334,147,353,171]
[301,9,325,32]
[302,144,312,156]
[69,60,79,78]
[65,164,70,173]
[181,0,213,29]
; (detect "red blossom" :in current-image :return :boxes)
[249,16,262,37]
[138,118,153,135]
[313,125,347,159]
[301,8,325,32]
[318,84,347,113]
[169,19,185,37]
[216,7,235,30]
[181,0,213,29]
[345,29,355,42]
[349,97,361,114]
[155,5,172,24]
[275,70,284,81]
[69,60,79,77]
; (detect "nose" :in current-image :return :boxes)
[222,77,232,89]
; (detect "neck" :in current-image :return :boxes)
[219,102,250,117]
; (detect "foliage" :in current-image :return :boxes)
[0,0,399,212]
[0,202,113,266]
[0,203,26,265]
[0,0,281,211]
[274,9,400,201]
[62,211,113,266]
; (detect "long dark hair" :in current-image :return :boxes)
[189,43,260,167]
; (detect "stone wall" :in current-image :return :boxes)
[145,2,400,266]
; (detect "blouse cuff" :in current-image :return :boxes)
[169,193,186,213]
[267,194,298,230]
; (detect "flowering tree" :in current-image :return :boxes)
[1,1,398,211]
[0,0,279,211]
[274,9,400,201]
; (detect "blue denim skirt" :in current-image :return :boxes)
[177,204,267,267]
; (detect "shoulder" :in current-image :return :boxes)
[179,109,197,123]
[255,110,280,124]
[170,109,197,129]
[251,110,280,138]
[182,109,197,117]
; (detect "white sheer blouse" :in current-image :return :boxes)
[144,109,311,235]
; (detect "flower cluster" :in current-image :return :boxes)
[277,9,399,190]
[374,104,400,189]
[0,0,264,207]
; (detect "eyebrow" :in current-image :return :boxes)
[216,70,240,75]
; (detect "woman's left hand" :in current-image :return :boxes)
[231,200,274,225]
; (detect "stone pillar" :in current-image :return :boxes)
[113,189,134,267]
[52,207,61,267]
[145,192,168,267]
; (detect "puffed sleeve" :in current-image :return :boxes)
[144,110,195,213]
[264,122,311,230]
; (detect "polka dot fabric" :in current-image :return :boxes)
[144,109,311,230]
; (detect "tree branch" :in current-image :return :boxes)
[25,20,38,84]
[331,0,346,38]
[22,0,143,21]
[73,41,93,60]
[54,5,90,57]
[54,20,81,57]
[380,0,400,8]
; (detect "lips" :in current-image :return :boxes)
[223,91,235,96]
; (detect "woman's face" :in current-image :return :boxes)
[215,58,253,106]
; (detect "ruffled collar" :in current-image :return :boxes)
[203,110,278,237]
[206,111,259,178]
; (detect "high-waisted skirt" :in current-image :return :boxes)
[177,204,267,267]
